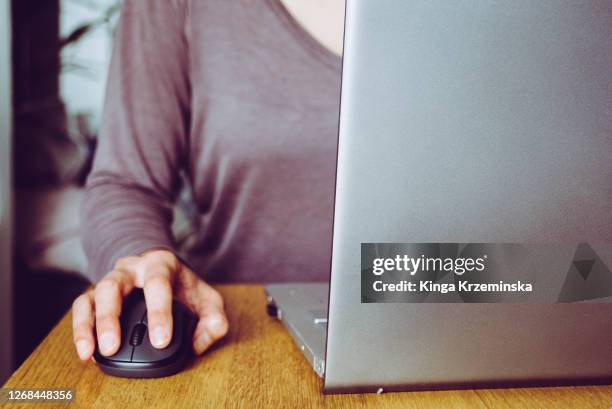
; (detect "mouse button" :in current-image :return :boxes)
[107,343,134,363]
[122,293,147,324]
[120,306,146,329]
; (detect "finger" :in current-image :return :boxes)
[94,271,132,356]
[72,290,95,360]
[187,282,228,355]
[143,266,174,349]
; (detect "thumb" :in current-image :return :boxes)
[180,279,228,355]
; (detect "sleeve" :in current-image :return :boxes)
[81,0,191,282]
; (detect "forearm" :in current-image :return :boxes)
[81,176,176,282]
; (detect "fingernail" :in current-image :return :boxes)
[151,326,170,348]
[99,332,118,355]
[76,340,90,360]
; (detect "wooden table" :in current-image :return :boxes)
[4,285,612,408]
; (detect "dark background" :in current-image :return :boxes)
[10,0,104,373]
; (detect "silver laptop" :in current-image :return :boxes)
[266,0,612,393]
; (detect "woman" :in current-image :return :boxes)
[72,0,345,361]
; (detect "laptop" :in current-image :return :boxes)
[266,0,612,394]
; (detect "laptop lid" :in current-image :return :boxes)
[324,0,612,393]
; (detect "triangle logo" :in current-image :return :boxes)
[558,243,612,302]
[573,259,596,280]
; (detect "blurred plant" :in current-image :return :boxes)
[58,1,121,184]
[13,0,121,187]
[61,2,120,46]
[60,0,121,78]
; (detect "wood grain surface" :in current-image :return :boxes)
[3,285,612,408]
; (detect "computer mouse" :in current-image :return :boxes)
[93,289,196,378]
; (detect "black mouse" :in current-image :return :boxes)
[93,289,196,378]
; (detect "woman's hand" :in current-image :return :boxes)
[71,250,228,360]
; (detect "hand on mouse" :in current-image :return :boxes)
[71,249,228,360]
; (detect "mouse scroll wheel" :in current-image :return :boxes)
[130,323,147,346]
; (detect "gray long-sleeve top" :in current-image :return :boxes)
[81,0,342,283]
